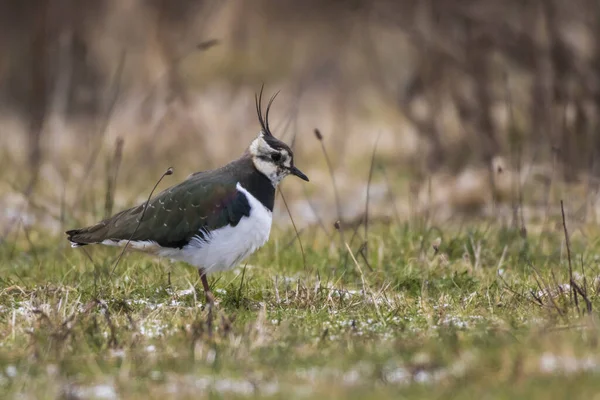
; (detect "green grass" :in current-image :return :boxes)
[1,221,600,399]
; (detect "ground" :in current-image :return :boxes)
[1,217,600,399]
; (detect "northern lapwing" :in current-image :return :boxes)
[66,88,309,304]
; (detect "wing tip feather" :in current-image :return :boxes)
[66,228,91,248]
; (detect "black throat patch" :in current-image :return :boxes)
[238,158,276,211]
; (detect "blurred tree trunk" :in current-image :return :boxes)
[544,0,581,180]
[589,1,600,202]
[465,20,498,165]
[25,0,50,194]
[530,1,555,163]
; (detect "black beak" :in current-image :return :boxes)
[290,166,309,181]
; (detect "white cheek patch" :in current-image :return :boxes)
[249,137,260,155]
[253,157,278,179]
[249,133,294,186]
[249,134,276,157]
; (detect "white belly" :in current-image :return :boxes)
[160,183,272,274]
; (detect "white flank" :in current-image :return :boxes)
[101,239,161,252]
[158,183,272,274]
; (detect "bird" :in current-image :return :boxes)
[66,88,309,305]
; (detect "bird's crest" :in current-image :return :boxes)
[255,84,280,137]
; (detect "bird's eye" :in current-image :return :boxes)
[271,153,282,162]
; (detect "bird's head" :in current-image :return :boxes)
[248,88,309,186]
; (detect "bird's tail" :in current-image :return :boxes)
[65,223,109,247]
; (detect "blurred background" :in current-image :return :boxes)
[1,0,600,238]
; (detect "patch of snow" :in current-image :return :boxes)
[414,370,432,383]
[168,375,278,397]
[177,288,195,296]
[5,365,17,378]
[383,366,410,384]
[73,384,118,400]
[109,349,126,359]
[537,284,571,299]
[539,353,599,374]
[438,315,484,329]
[139,320,170,338]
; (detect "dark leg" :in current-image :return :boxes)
[198,269,215,305]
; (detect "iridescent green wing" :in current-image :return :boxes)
[66,172,251,248]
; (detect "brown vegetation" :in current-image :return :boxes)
[1,0,600,228]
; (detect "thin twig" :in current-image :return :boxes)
[364,131,382,259]
[530,262,565,318]
[279,189,307,271]
[344,242,384,324]
[81,247,99,271]
[282,227,306,250]
[580,255,592,313]
[560,200,578,311]
[498,273,536,305]
[314,129,346,256]
[237,264,247,306]
[110,167,173,276]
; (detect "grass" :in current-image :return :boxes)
[0,99,598,398]
[1,216,600,399]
